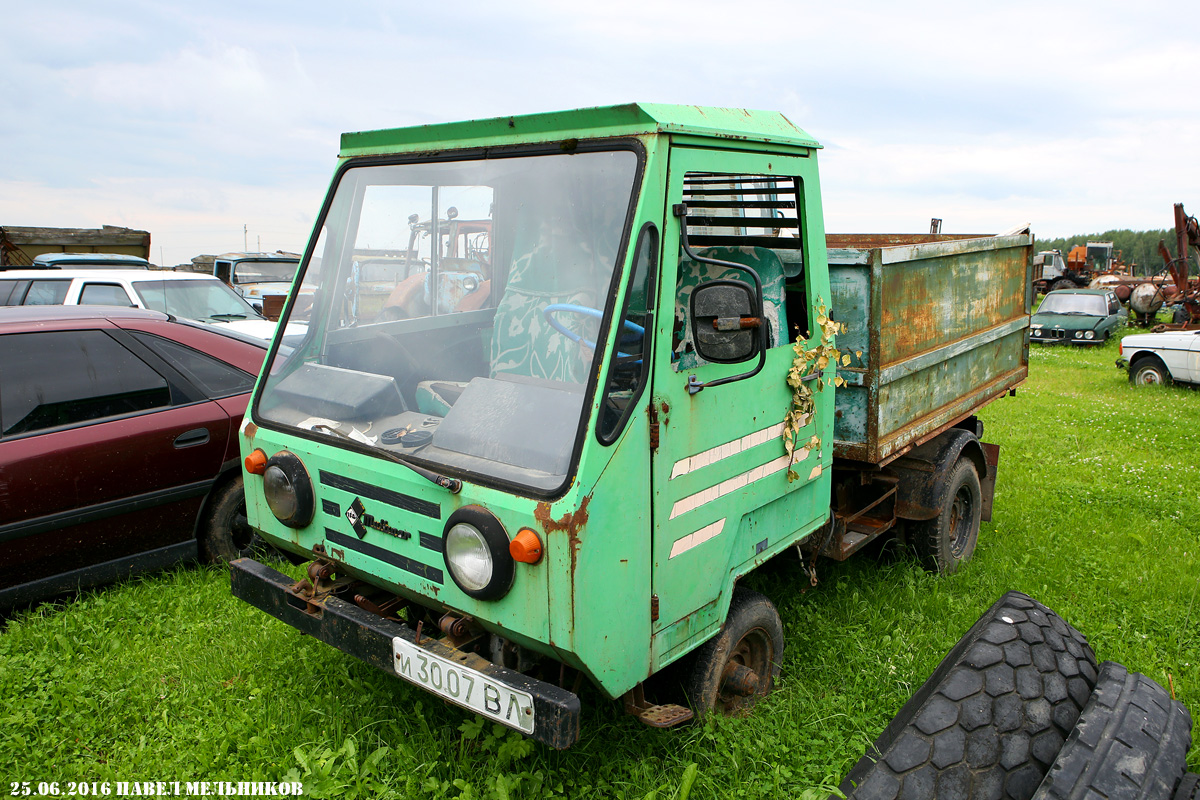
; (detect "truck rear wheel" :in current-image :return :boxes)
[685,587,783,718]
[1051,279,1076,292]
[912,458,981,575]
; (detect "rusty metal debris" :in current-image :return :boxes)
[1150,203,1200,330]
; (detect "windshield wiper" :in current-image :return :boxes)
[209,313,249,320]
[311,424,462,493]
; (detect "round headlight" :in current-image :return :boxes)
[262,451,314,528]
[443,506,514,600]
[1085,330,1095,340]
[264,466,297,519]
[445,523,493,592]
[1075,331,1084,339]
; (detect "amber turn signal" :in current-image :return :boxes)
[510,528,543,564]
[244,448,269,475]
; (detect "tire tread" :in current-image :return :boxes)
[1032,661,1193,800]
[839,591,1097,800]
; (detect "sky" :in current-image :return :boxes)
[3,0,1199,267]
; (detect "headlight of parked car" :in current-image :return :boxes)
[1085,330,1095,340]
[444,506,514,600]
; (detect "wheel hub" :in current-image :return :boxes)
[720,662,760,697]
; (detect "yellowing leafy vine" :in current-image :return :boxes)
[784,299,858,480]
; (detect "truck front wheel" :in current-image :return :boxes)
[912,458,981,575]
[685,587,783,718]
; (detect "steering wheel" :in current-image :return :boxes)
[542,304,645,356]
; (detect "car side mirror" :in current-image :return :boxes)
[690,280,763,364]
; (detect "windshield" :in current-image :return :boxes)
[233,260,299,284]
[256,148,640,493]
[134,279,264,322]
[1038,293,1107,316]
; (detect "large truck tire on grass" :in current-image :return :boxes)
[838,593,1195,800]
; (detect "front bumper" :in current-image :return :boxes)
[229,558,581,749]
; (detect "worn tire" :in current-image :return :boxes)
[1032,661,1193,800]
[198,476,265,564]
[839,591,1098,800]
[1051,280,1076,292]
[685,587,783,719]
[911,458,982,576]
[1129,357,1172,387]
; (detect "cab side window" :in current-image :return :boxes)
[672,173,807,371]
[597,224,656,444]
[0,330,171,436]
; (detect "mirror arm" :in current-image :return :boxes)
[674,203,768,395]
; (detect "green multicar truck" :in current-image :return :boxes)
[230,103,1033,749]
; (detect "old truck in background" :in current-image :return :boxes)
[1032,241,1128,294]
[228,103,1032,749]
[211,251,302,318]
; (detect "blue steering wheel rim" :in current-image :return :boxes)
[542,303,644,356]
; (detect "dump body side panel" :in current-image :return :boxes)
[830,234,1031,464]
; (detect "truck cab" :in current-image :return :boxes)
[213,251,302,316]
[231,104,1027,749]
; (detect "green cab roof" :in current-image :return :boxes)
[339,103,820,157]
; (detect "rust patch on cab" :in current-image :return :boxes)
[243,421,258,439]
[533,494,592,536]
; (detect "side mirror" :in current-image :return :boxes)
[690,280,763,364]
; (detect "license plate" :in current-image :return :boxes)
[392,636,535,734]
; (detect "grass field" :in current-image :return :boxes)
[3,328,1198,799]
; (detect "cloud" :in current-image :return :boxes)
[2,0,1199,265]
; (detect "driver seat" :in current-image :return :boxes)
[414,247,600,416]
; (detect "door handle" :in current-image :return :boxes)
[173,428,210,448]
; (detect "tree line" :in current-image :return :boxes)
[1033,228,1184,276]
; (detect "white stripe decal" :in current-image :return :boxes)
[669,518,727,559]
[671,419,804,480]
[669,452,801,520]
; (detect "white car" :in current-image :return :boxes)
[1119,329,1200,386]
[0,269,294,341]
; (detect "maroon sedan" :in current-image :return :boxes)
[0,306,268,610]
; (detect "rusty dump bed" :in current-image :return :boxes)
[828,232,1033,465]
